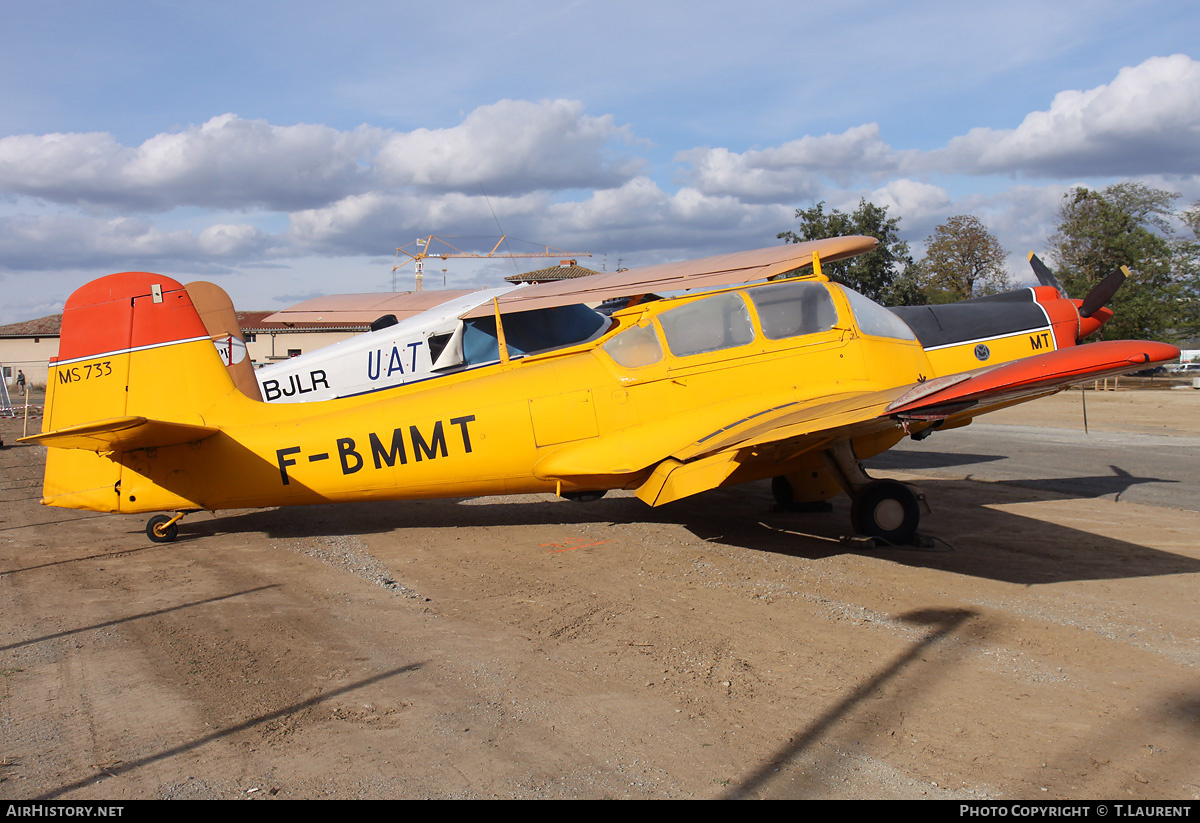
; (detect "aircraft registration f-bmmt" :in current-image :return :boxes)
[22,237,1179,545]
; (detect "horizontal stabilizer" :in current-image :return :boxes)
[20,416,220,452]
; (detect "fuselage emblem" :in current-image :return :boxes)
[974,344,991,361]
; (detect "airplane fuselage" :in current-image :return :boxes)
[47,278,1079,516]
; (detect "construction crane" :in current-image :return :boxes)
[392,235,592,291]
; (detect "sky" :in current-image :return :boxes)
[2,0,1199,324]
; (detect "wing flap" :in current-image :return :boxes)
[20,416,220,451]
[636,452,745,507]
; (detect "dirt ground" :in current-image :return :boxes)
[2,388,1199,800]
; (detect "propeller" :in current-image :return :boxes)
[1027,252,1068,299]
[1027,253,1130,339]
[1079,266,1129,318]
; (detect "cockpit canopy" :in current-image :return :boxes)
[601,279,915,369]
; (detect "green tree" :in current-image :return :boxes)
[1182,202,1200,238]
[778,199,924,305]
[920,215,1011,303]
[1049,183,1185,341]
[1171,201,1200,340]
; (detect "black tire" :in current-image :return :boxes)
[146,514,179,543]
[850,480,920,545]
[771,476,794,506]
[563,490,606,503]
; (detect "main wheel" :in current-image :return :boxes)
[850,480,920,545]
[771,476,794,506]
[563,490,606,503]
[146,514,179,543]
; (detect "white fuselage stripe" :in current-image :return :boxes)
[922,325,1054,352]
[52,336,212,367]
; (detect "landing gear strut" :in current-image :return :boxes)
[821,442,927,545]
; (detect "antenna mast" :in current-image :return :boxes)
[392,235,592,291]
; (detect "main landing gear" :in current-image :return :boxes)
[775,441,928,546]
[562,490,607,503]
[849,479,923,545]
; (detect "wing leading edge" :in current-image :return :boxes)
[461,236,879,319]
[887,340,1181,418]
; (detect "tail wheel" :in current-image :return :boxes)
[146,514,179,544]
[850,480,920,545]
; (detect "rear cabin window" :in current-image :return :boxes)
[658,292,755,357]
[747,280,838,339]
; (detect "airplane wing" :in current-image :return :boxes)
[884,339,1179,418]
[535,339,1178,507]
[533,386,907,506]
[262,289,480,324]
[461,236,878,319]
[260,236,876,325]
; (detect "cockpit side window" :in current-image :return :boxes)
[837,285,918,341]
[747,280,838,340]
[459,304,611,366]
[602,322,663,368]
[659,292,755,357]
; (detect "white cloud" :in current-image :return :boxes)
[538,177,793,256]
[676,56,1200,197]
[0,114,382,211]
[197,223,271,256]
[677,124,904,202]
[374,99,643,194]
[286,189,551,256]
[0,102,642,216]
[866,179,953,223]
[930,54,1200,177]
[0,213,269,270]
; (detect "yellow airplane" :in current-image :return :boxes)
[21,236,1179,545]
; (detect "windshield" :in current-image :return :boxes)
[837,285,917,341]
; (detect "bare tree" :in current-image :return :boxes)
[920,215,1010,302]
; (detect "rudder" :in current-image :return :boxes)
[32,272,238,512]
